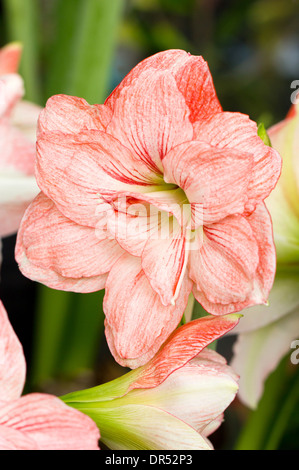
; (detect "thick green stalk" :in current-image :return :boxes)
[45,0,83,98]
[3,0,42,103]
[67,0,124,104]
[31,287,106,386]
[30,286,72,386]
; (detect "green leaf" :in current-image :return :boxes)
[67,0,124,104]
[3,0,42,104]
[257,122,272,147]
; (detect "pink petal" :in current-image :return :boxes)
[245,203,276,302]
[38,94,112,135]
[192,206,275,315]
[141,219,188,306]
[105,187,188,244]
[17,192,123,279]
[193,112,282,211]
[16,244,108,293]
[0,121,36,175]
[106,49,222,123]
[107,69,194,172]
[36,130,158,227]
[189,214,259,309]
[0,301,26,401]
[15,193,118,291]
[0,43,22,75]
[106,200,169,257]
[0,424,37,449]
[0,74,24,118]
[162,141,253,224]
[129,313,241,390]
[173,54,222,122]
[0,394,100,450]
[104,253,192,368]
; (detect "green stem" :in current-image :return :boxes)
[45,0,83,98]
[3,0,42,104]
[67,0,124,104]
[30,286,72,386]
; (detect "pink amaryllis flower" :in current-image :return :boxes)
[0,299,100,450]
[16,49,282,368]
[62,313,240,450]
[0,43,40,243]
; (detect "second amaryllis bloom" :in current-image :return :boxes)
[0,43,40,241]
[16,49,282,368]
[62,314,240,450]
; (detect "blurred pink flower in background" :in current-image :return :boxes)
[63,313,240,450]
[0,43,40,256]
[0,300,100,449]
[16,49,281,368]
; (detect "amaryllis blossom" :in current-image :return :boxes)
[16,49,281,368]
[62,313,240,450]
[0,43,40,245]
[0,299,100,450]
[230,101,299,409]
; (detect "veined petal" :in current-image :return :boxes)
[192,205,276,315]
[0,301,26,401]
[245,203,276,303]
[141,218,187,306]
[0,394,100,450]
[106,49,221,123]
[107,69,194,172]
[16,192,124,279]
[163,141,253,224]
[86,403,211,450]
[105,187,188,233]
[16,243,108,293]
[173,54,222,122]
[38,94,112,135]
[0,43,22,74]
[189,215,259,308]
[0,74,24,118]
[36,130,159,227]
[125,349,238,435]
[0,424,37,450]
[104,254,192,368]
[231,310,299,409]
[106,202,171,257]
[193,112,282,211]
[129,314,241,390]
[105,49,193,108]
